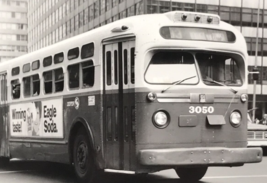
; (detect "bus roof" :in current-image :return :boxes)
[1,11,247,72]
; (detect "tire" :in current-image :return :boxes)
[0,157,10,167]
[175,167,208,182]
[73,129,96,183]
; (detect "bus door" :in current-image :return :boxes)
[103,39,135,170]
[0,72,9,157]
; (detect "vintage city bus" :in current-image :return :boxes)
[0,11,262,182]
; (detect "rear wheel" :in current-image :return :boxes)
[175,167,208,182]
[0,157,9,167]
[73,129,96,183]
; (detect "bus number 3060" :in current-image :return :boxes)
[189,106,214,114]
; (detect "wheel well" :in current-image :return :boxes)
[69,121,93,164]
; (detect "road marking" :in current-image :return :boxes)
[204,175,267,179]
[0,170,32,174]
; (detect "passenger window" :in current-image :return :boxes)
[68,64,80,88]
[55,68,64,92]
[130,48,135,84]
[32,60,40,70]
[81,43,94,59]
[43,71,53,94]
[124,49,128,84]
[11,79,20,99]
[82,60,94,87]
[23,76,31,97]
[32,74,40,96]
[12,67,20,76]
[23,63,30,73]
[68,47,79,60]
[114,50,118,85]
[43,56,52,67]
[54,52,64,64]
[106,51,112,85]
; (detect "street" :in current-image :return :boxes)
[0,156,267,183]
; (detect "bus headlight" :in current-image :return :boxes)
[230,111,241,127]
[153,111,169,128]
[240,94,248,103]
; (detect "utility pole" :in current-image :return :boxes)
[252,0,261,122]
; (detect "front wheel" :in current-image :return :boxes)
[175,167,208,182]
[0,157,10,168]
[73,129,96,183]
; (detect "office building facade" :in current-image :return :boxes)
[0,0,28,62]
[28,0,267,118]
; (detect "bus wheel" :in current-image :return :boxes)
[73,129,95,183]
[175,167,208,182]
[0,157,10,167]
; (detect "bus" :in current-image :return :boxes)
[0,11,262,182]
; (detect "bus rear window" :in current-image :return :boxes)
[145,52,198,84]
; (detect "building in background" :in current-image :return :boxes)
[27,0,267,119]
[0,0,28,62]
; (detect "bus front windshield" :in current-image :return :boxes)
[145,51,243,86]
[145,52,198,84]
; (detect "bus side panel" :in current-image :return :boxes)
[9,142,69,163]
[64,93,104,167]
[0,105,9,157]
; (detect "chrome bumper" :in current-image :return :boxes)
[139,147,262,165]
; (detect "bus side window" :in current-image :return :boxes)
[68,47,79,60]
[32,74,40,96]
[124,49,128,85]
[82,60,94,87]
[106,51,112,85]
[11,79,20,99]
[23,76,31,97]
[68,64,80,88]
[55,68,64,92]
[43,71,53,94]
[130,48,135,84]
[81,43,94,59]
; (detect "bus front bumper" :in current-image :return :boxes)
[139,147,262,166]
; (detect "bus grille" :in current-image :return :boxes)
[247,131,266,140]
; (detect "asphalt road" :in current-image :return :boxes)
[0,157,267,183]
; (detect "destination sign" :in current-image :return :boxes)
[160,27,236,43]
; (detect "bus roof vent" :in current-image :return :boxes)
[165,11,220,25]
[111,26,129,33]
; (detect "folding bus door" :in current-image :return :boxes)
[0,72,9,157]
[103,39,135,170]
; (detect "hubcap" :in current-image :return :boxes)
[77,141,88,172]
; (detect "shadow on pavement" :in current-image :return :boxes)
[0,160,208,183]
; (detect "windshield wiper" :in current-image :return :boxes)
[161,76,196,93]
[203,79,237,94]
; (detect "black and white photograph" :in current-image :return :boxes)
[0,0,267,183]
